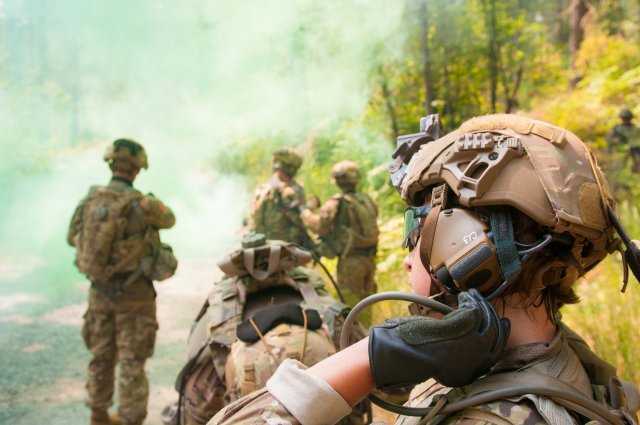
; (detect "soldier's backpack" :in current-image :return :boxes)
[73,186,144,282]
[321,192,379,258]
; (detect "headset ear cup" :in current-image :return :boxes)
[446,242,501,294]
[435,266,456,292]
[428,208,505,295]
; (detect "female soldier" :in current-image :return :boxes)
[207,114,640,425]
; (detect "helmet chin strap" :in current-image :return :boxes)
[418,184,448,268]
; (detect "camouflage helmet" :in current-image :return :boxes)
[332,160,360,186]
[620,108,633,120]
[399,114,619,294]
[103,138,148,170]
[273,147,303,170]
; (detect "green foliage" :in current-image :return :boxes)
[563,246,640,385]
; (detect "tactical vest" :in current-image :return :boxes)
[322,192,379,258]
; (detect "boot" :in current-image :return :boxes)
[90,409,111,425]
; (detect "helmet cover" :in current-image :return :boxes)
[400,114,617,285]
[103,138,148,170]
[332,160,360,186]
[273,147,303,169]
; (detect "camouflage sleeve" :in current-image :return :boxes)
[247,186,266,231]
[280,183,306,225]
[208,388,301,425]
[139,195,176,229]
[66,201,85,246]
[209,359,352,425]
[300,198,340,236]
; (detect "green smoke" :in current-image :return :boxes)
[0,1,407,423]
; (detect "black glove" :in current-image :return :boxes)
[368,289,510,390]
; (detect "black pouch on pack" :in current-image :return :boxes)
[236,303,323,343]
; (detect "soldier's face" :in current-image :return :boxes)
[403,245,433,297]
[402,192,446,298]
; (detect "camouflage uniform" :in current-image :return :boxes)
[247,147,310,247]
[248,175,307,245]
[300,161,379,323]
[607,123,640,172]
[173,238,367,425]
[206,325,635,425]
[68,142,176,425]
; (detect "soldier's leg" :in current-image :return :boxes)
[115,301,158,425]
[82,304,117,423]
[337,256,372,326]
[363,255,378,296]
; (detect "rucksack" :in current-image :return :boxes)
[73,185,144,282]
[167,266,368,425]
[321,192,379,258]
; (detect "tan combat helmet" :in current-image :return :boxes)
[273,147,303,177]
[332,160,360,188]
[103,138,149,170]
[394,114,640,297]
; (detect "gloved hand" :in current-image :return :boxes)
[368,289,510,390]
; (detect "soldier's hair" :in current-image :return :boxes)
[494,208,580,321]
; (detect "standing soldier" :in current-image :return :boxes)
[606,108,640,172]
[247,147,311,249]
[300,160,379,324]
[67,138,177,425]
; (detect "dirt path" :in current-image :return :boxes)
[0,258,218,425]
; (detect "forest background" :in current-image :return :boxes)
[1,0,639,424]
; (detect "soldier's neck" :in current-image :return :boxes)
[501,299,556,349]
[110,176,134,187]
[274,171,292,183]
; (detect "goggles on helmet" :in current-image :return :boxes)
[402,206,432,251]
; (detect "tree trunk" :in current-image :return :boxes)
[569,0,588,89]
[443,45,453,118]
[505,67,523,113]
[419,0,433,116]
[483,0,499,113]
[380,68,400,143]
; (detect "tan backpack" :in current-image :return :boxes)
[73,186,144,282]
[321,192,379,258]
